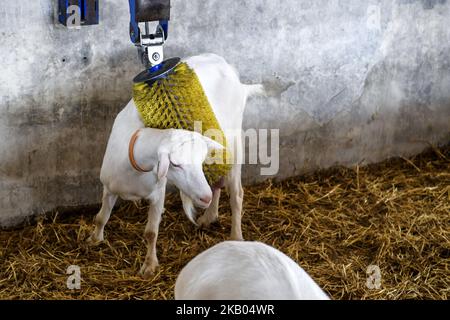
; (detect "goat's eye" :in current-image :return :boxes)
[171,161,182,169]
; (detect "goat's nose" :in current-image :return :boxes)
[200,195,212,204]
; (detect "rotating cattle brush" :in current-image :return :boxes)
[128,0,230,187]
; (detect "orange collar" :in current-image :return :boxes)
[128,129,151,173]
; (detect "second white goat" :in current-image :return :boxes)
[175,241,330,300]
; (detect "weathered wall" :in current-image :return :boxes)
[1,0,449,227]
[0,1,141,227]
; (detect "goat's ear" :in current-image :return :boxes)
[203,136,225,151]
[157,152,170,180]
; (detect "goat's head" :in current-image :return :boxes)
[157,129,224,208]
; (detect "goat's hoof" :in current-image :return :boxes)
[86,234,103,246]
[196,214,218,229]
[139,263,159,280]
[230,234,244,241]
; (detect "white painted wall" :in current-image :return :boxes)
[1,0,449,227]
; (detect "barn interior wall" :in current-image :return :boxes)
[1,0,449,227]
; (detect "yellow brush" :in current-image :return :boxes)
[133,62,231,187]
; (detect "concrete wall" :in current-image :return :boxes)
[1,0,449,227]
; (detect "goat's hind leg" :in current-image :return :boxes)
[87,187,118,244]
[228,164,244,241]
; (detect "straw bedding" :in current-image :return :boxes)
[0,145,448,300]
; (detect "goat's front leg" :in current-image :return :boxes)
[139,183,166,279]
[197,188,221,228]
[228,164,244,241]
[87,187,118,244]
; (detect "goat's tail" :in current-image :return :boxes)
[180,191,198,226]
[243,84,266,100]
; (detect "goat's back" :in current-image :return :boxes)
[184,53,248,133]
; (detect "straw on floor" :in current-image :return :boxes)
[0,145,449,299]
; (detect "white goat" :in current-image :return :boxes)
[87,54,264,278]
[175,241,330,300]
[178,53,264,238]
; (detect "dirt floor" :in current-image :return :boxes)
[0,145,449,300]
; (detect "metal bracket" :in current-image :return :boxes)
[129,0,171,67]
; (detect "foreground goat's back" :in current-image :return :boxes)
[175,241,330,300]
